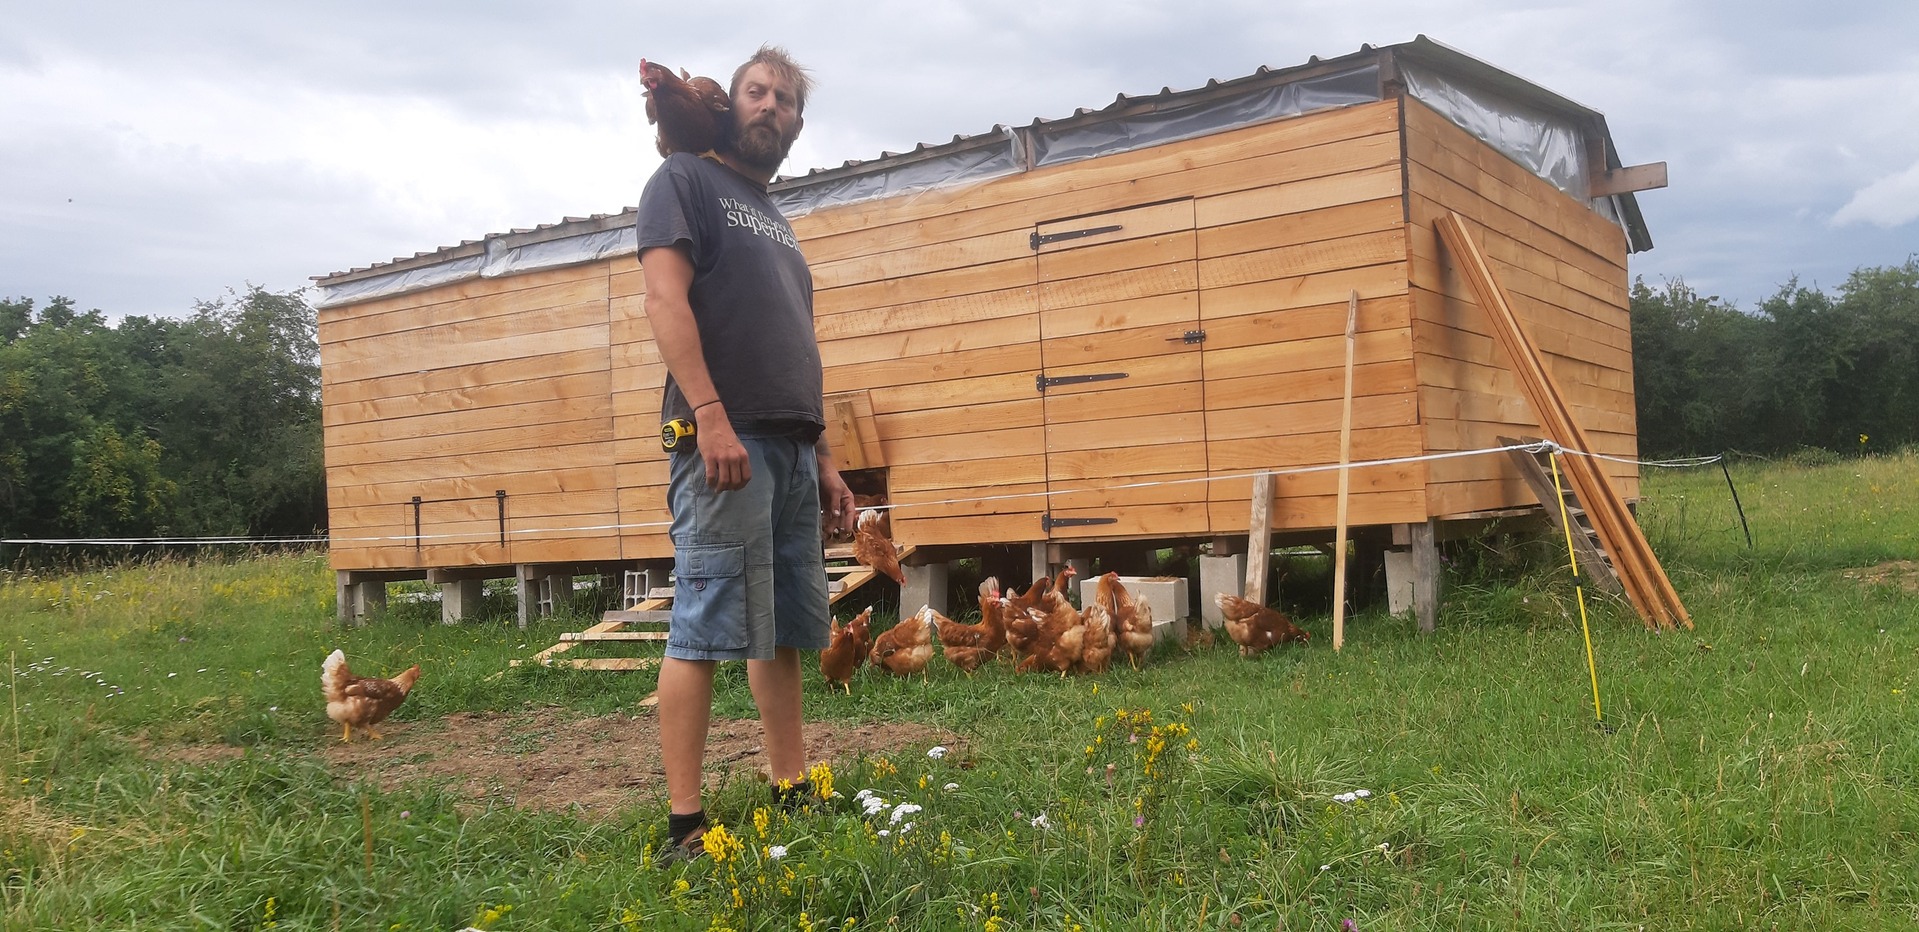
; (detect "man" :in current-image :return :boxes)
[635,45,855,860]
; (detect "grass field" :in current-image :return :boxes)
[3,451,1916,930]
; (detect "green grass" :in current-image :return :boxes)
[4,452,1917,930]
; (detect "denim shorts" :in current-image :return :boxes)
[664,429,830,661]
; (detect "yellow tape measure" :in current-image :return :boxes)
[660,418,695,453]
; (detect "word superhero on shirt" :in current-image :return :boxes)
[718,197,800,251]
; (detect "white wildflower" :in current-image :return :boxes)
[927,746,947,760]
[943,782,960,791]
[877,829,891,838]
[1030,812,1050,829]
[890,803,922,824]
[768,845,787,859]
[861,795,888,816]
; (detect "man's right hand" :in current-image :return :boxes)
[694,402,751,491]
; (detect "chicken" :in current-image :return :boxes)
[1005,590,1084,676]
[639,59,733,158]
[819,606,873,693]
[870,606,935,677]
[852,493,891,540]
[975,577,1009,654]
[854,508,905,585]
[1076,603,1115,674]
[320,649,420,742]
[1098,573,1157,669]
[1214,594,1311,657]
[932,602,997,653]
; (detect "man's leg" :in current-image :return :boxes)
[658,656,718,818]
[747,646,806,785]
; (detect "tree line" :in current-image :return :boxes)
[1631,258,1918,458]
[2,258,1914,555]
[1,287,324,557]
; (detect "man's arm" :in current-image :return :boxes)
[640,244,751,491]
[815,433,856,540]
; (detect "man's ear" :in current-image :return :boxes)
[793,114,805,140]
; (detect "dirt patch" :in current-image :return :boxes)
[1843,560,1919,594]
[146,709,959,816]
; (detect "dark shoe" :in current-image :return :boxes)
[657,810,707,865]
[775,778,818,814]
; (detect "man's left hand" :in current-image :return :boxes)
[818,465,856,540]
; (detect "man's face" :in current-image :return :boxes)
[731,63,803,173]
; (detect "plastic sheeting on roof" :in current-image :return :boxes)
[773,129,1024,219]
[1399,63,1621,225]
[312,227,639,309]
[1032,65,1382,167]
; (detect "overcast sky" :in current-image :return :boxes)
[3,1,1915,320]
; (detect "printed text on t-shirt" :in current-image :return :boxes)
[719,198,800,250]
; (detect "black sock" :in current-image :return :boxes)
[775,779,813,811]
[667,809,705,846]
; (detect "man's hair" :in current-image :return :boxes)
[731,45,813,114]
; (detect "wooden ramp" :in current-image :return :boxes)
[1500,437,1623,596]
[513,544,913,671]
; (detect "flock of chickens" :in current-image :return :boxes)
[824,509,1313,692]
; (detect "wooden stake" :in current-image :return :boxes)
[1245,472,1275,606]
[1332,290,1359,651]
[361,793,374,879]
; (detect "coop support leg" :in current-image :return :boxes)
[1411,520,1439,633]
[1198,554,1244,629]
[441,579,483,625]
[901,562,950,616]
[342,578,386,625]
[515,565,535,630]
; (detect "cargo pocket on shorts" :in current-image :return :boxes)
[670,542,748,652]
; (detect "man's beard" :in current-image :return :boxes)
[733,119,795,173]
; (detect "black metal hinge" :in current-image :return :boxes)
[1031,224,1123,250]
[1042,514,1119,533]
[1166,329,1206,345]
[1036,371,1128,393]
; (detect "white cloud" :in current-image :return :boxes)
[1830,160,1919,229]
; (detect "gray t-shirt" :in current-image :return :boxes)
[635,153,824,431]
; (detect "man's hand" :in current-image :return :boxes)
[695,402,751,491]
[817,462,856,540]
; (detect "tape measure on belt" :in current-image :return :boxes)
[660,418,695,453]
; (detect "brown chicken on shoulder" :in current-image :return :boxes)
[640,59,732,158]
[820,607,873,693]
[321,649,420,743]
[870,606,934,677]
[1100,573,1157,669]
[854,508,905,585]
[1214,594,1311,657]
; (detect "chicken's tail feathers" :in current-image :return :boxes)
[321,649,350,702]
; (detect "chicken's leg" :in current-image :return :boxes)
[341,722,352,743]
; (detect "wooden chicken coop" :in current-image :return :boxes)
[314,36,1665,628]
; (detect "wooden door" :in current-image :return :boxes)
[1032,199,1211,540]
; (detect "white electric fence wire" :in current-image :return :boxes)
[2,441,1725,548]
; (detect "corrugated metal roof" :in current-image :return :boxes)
[315,36,1650,285]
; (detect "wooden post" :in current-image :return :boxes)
[1332,290,1358,651]
[1411,519,1437,634]
[1244,472,1274,606]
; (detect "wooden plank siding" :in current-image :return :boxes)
[320,93,1645,573]
[320,263,623,570]
[1400,98,1639,516]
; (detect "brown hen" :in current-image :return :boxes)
[820,607,872,693]
[1214,594,1311,657]
[1098,573,1157,669]
[639,59,732,158]
[854,508,905,585]
[870,606,934,677]
[321,649,420,742]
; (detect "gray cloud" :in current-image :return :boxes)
[1,1,1914,318]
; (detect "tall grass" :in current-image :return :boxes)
[3,452,1916,930]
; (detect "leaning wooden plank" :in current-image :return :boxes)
[1435,213,1686,629]
[544,658,661,672]
[596,610,673,624]
[560,631,670,642]
[1245,472,1275,606]
[1332,291,1358,652]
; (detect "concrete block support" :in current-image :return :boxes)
[441,579,484,625]
[1198,554,1246,629]
[901,562,950,616]
[1382,551,1415,616]
[538,574,574,616]
[346,580,387,625]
